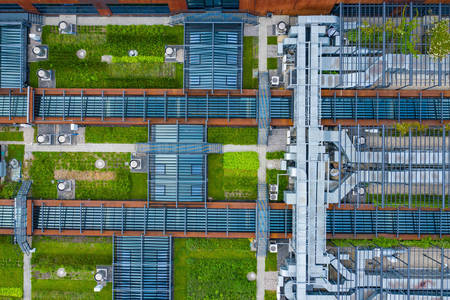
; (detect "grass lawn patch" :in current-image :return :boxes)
[85,126,148,143]
[29,25,183,89]
[267,57,278,70]
[0,127,23,141]
[223,152,259,171]
[32,236,112,300]
[243,36,258,89]
[267,169,288,202]
[208,153,258,200]
[174,238,256,300]
[265,252,277,271]
[208,127,258,145]
[267,36,278,45]
[0,236,23,299]
[265,290,277,300]
[266,151,285,160]
[28,152,146,200]
[7,145,24,162]
[129,173,148,200]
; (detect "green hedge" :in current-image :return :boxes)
[265,252,277,271]
[266,151,285,160]
[267,36,277,45]
[267,57,278,70]
[208,127,258,145]
[223,152,259,171]
[85,126,148,143]
[111,56,164,64]
[0,236,23,293]
[265,291,277,300]
[330,236,450,248]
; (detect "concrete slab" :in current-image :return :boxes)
[244,24,259,36]
[264,271,278,291]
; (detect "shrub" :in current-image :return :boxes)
[223,152,259,171]
[85,126,148,143]
[111,56,164,64]
[0,287,22,298]
[428,19,450,60]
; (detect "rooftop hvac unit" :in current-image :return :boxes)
[32,46,47,58]
[57,180,72,192]
[269,184,278,193]
[36,134,51,144]
[165,46,176,58]
[269,241,278,253]
[352,187,365,196]
[37,69,52,81]
[58,21,76,35]
[269,193,278,201]
[57,134,71,144]
[130,159,142,170]
[271,76,280,86]
[276,21,288,35]
[94,268,108,283]
[352,136,366,145]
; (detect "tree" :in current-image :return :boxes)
[428,19,450,61]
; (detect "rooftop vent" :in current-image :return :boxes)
[165,47,176,58]
[269,241,278,253]
[130,159,142,170]
[37,69,52,81]
[271,76,280,86]
[276,21,288,35]
[32,46,47,58]
[58,21,76,35]
[57,180,72,192]
[36,134,51,144]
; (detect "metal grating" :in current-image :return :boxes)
[113,236,172,300]
[31,205,292,234]
[33,93,291,120]
[334,3,450,89]
[321,94,450,121]
[184,23,242,90]
[325,125,449,208]
[0,23,26,88]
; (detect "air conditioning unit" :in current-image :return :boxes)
[352,136,366,145]
[165,47,176,58]
[269,193,278,201]
[269,241,278,253]
[271,76,280,86]
[352,187,365,196]
[36,134,51,144]
[57,180,72,192]
[269,184,278,193]
[57,134,72,145]
[130,159,142,170]
[32,46,48,58]
[276,21,288,35]
[94,268,108,283]
[58,21,76,35]
[37,69,52,81]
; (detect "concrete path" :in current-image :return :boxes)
[256,144,267,300]
[256,256,266,300]
[44,16,171,26]
[258,17,268,72]
[22,127,34,145]
[264,271,278,291]
[0,141,25,145]
[222,145,258,152]
[25,143,136,153]
[23,253,31,300]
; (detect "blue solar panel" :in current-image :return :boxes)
[34,4,97,14]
